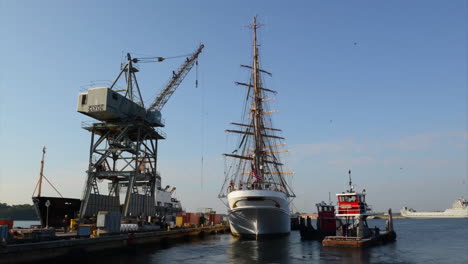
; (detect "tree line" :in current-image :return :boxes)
[0,203,39,220]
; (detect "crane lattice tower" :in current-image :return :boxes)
[77,45,203,221]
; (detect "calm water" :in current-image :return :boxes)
[41,218,467,264]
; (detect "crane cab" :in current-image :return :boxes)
[77,87,164,127]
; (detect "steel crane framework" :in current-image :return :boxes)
[78,45,204,221]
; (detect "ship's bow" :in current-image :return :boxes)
[227,190,290,238]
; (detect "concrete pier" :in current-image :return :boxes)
[0,225,230,263]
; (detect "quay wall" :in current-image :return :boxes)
[0,225,230,263]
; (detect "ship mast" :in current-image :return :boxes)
[251,16,265,181]
[37,147,46,197]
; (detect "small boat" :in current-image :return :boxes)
[219,17,295,238]
[300,201,338,240]
[401,198,468,218]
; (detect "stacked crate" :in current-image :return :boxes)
[176,212,201,227]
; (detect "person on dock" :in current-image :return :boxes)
[62,215,70,233]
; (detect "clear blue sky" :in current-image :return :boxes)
[0,0,466,213]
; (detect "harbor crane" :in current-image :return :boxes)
[77,44,204,221]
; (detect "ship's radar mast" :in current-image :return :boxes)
[348,169,354,192]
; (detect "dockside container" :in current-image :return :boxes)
[78,225,92,237]
[176,216,184,227]
[176,212,200,226]
[0,225,8,240]
[0,220,13,230]
[208,214,223,225]
[105,212,121,233]
[186,213,200,225]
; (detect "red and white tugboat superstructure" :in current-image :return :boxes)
[335,170,373,237]
[336,170,372,218]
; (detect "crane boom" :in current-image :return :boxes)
[148,44,204,111]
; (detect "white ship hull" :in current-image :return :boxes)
[227,190,290,238]
[400,209,468,218]
[401,199,468,218]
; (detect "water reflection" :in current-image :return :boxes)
[321,247,370,264]
[228,235,291,263]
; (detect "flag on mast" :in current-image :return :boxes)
[251,164,262,181]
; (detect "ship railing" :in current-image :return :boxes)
[154,127,167,139]
[228,181,285,192]
[158,117,166,127]
[81,121,96,129]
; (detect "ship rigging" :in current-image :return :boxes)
[219,17,295,238]
[220,18,294,198]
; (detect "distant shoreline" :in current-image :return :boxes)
[0,203,39,221]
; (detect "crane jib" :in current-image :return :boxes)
[148,44,205,112]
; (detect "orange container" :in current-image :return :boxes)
[185,213,200,225]
[0,220,14,229]
[208,214,222,225]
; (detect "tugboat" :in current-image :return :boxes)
[322,170,396,247]
[300,200,338,240]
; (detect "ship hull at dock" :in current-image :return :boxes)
[227,190,290,238]
[32,196,82,228]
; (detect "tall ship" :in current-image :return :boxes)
[401,198,468,218]
[219,17,295,238]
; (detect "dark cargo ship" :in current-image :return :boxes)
[31,147,81,228]
[32,197,81,228]
[31,147,182,228]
